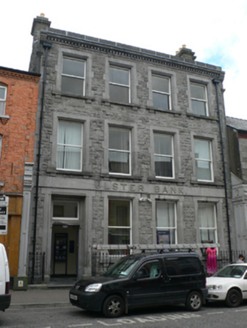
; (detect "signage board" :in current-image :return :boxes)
[0,196,9,235]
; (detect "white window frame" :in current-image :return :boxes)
[109,127,131,176]
[109,66,130,104]
[108,199,132,246]
[0,85,7,116]
[154,133,174,179]
[190,82,208,116]
[52,200,79,220]
[152,74,171,110]
[156,201,177,244]
[61,57,86,96]
[194,138,213,182]
[198,203,217,244]
[56,120,83,172]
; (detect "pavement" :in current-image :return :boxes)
[9,283,74,309]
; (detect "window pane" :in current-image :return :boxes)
[153,93,169,110]
[198,204,215,227]
[108,228,130,245]
[62,76,84,96]
[200,229,216,243]
[155,156,173,177]
[110,84,129,103]
[191,84,205,100]
[156,202,175,227]
[152,75,169,93]
[63,59,85,77]
[58,121,82,146]
[194,139,210,160]
[0,87,6,99]
[110,67,129,85]
[109,128,129,150]
[57,146,81,170]
[154,134,172,155]
[109,151,129,174]
[192,100,206,116]
[53,201,78,218]
[109,200,130,226]
[196,160,211,180]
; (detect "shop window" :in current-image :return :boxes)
[156,201,177,244]
[108,199,131,253]
[198,203,217,244]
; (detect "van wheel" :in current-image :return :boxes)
[102,295,124,318]
[226,289,241,307]
[186,291,202,311]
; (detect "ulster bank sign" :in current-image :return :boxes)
[96,181,186,196]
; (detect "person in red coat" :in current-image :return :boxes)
[206,247,217,276]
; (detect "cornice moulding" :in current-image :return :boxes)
[0,70,40,84]
[40,31,224,80]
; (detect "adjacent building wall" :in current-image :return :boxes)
[0,66,40,279]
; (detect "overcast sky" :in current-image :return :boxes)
[1,0,246,119]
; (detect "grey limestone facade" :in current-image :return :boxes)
[28,14,233,281]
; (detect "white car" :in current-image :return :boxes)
[206,264,247,307]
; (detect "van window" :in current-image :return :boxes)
[135,261,161,279]
[164,257,201,276]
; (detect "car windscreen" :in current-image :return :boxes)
[213,265,247,278]
[103,257,139,278]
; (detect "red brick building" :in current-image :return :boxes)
[0,66,40,278]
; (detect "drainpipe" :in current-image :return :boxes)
[213,79,232,262]
[31,42,52,284]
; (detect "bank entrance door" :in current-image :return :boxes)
[51,225,78,276]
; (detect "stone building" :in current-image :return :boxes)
[226,116,247,251]
[0,66,40,282]
[28,14,232,282]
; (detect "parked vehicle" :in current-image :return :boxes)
[206,263,247,307]
[69,251,207,317]
[0,243,11,311]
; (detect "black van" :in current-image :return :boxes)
[69,251,207,317]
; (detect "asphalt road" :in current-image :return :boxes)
[1,301,247,328]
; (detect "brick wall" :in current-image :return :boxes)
[0,69,40,193]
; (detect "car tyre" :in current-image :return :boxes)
[102,295,124,318]
[186,291,202,311]
[226,289,242,307]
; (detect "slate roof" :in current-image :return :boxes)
[226,117,247,131]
